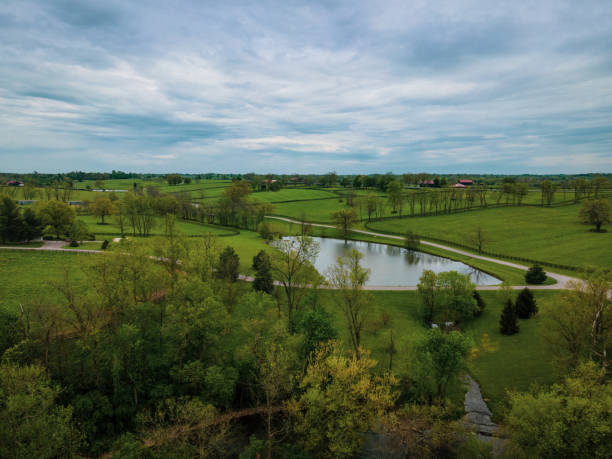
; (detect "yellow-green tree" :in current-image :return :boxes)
[37,199,75,239]
[288,342,397,457]
[507,362,612,458]
[90,196,115,224]
[326,249,372,358]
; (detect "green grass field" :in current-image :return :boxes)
[77,215,238,238]
[250,188,338,203]
[367,199,612,270]
[0,250,89,314]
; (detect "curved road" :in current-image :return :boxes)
[265,216,579,290]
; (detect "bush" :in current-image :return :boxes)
[69,240,79,247]
[525,265,546,284]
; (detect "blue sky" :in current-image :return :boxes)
[1,0,611,174]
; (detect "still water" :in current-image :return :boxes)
[283,237,500,287]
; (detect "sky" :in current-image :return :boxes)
[1,0,612,174]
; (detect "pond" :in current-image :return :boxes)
[283,236,500,287]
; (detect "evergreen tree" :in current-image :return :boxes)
[473,290,486,316]
[216,246,240,282]
[252,250,273,293]
[0,196,23,243]
[515,288,537,319]
[525,265,546,284]
[500,299,519,335]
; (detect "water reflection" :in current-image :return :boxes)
[283,237,500,287]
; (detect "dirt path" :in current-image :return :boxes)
[265,215,580,289]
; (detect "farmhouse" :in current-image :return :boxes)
[458,179,473,185]
[7,180,24,186]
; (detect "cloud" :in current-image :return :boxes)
[0,0,610,173]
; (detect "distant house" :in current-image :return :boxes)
[420,180,435,187]
[7,180,24,187]
[453,183,467,188]
[458,179,473,186]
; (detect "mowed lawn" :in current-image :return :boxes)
[78,215,238,238]
[368,200,612,269]
[250,188,338,203]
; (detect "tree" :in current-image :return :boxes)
[216,246,240,283]
[184,233,220,282]
[506,362,612,458]
[326,249,372,358]
[0,196,23,243]
[465,225,488,253]
[515,288,537,319]
[330,208,358,242]
[543,271,611,372]
[253,250,274,294]
[405,230,419,250]
[437,271,478,323]
[540,180,557,206]
[472,290,486,317]
[166,173,183,185]
[386,180,403,214]
[295,306,337,358]
[270,236,320,332]
[413,329,473,402]
[154,214,187,283]
[90,196,115,224]
[500,299,519,335]
[417,270,477,324]
[591,176,609,198]
[417,270,439,324]
[525,265,547,284]
[579,198,610,232]
[21,207,42,241]
[69,220,90,246]
[288,342,397,458]
[0,363,83,458]
[37,200,75,239]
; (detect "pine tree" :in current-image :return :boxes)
[515,287,537,319]
[473,290,486,316]
[500,299,519,335]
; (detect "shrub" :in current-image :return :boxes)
[525,265,546,284]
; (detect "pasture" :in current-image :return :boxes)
[367,198,612,270]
